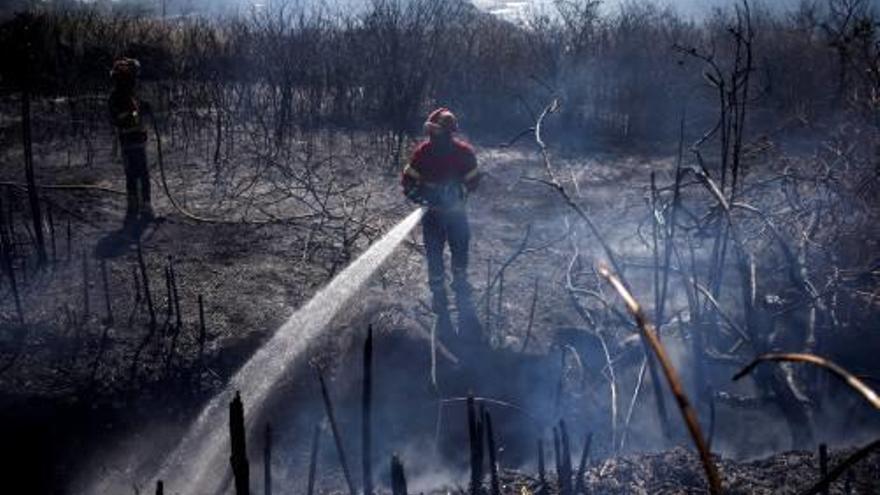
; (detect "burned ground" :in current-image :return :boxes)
[1,126,878,493]
[1,1,880,494]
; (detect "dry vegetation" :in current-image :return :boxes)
[0,0,879,493]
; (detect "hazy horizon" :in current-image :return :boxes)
[473,0,863,21]
[71,0,860,19]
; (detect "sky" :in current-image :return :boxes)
[472,0,809,21]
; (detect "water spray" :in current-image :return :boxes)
[146,207,425,493]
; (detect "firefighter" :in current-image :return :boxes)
[402,108,482,339]
[108,57,153,230]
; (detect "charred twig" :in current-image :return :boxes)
[128,264,142,329]
[229,391,249,495]
[799,438,880,495]
[82,252,90,318]
[21,88,47,266]
[539,99,670,439]
[163,266,173,331]
[651,171,661,320]
[497,268,504,325]
[264,423,272,495]
[169,257,182,332]
[691,158,818,447]
[552,427,561,489]
[485,410,501,495]
[136,238,157,331]
[1,227,24,325]
[565,245,618,448]
[659,111,686,323]
[100,259,113,326]
[620,357,647,451]
[89,317,111,387]
[691,280,751,343]
[66,217,71,263]
[538,438,546,493]
[733,353,880,410]
[390,454,408,495]
[477,225,532,314]
[520,277,540,353]
[164,265,181,374]
[485,258,492,336]
[476,404,485,488]
[467,393,483,495]
[599,266,722,495]
[704,390,717,451]
[499,127,536,148]
[362,326,374,495]
[574,432,592,494]
[307,423,321,495]
[558,420,573,495]
[649,171,674,439]
[317,370,356,495]
[553,347,565,416]
[47,203,56,263]
[197,294,207,366]
[533,99,626,285]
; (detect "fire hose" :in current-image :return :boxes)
[0,116,229,226]
[149,111,229,224]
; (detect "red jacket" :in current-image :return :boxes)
[401,138,480,194]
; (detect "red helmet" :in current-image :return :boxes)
[424,107,458,134]
[110,57,140,85]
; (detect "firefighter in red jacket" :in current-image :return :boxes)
[108,57,153,230]
[402,108,482,338]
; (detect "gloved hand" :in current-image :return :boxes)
[405,185,426,205]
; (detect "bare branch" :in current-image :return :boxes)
[733,353,880,410]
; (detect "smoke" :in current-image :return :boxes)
[6,0,880,492]
[77,208,424,494]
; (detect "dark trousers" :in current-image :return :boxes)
[423,208,471,304]
[122,144,151,218]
